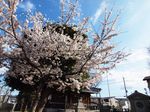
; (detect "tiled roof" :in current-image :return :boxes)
[81,87,101,94]
[127,90,150,100]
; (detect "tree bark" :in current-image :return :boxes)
[30,98,39,112]
[75,96,79,112]
[16,92,24,111]
[20,98,25,112]
[21,93,30,112]
[30,92,41,112]
[21,101,28,112]
[35,89,50,112]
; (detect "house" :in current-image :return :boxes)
[101,96,119,108]
[91,96,120,112]
[44,87,101,112]
[90,97,102,110]
[116,97,129,111]
[128,90,150,112]
[98,96,130,112]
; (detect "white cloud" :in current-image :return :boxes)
[19,1,35,11]
[110,49,149,89]
[93,1,108,24]
[122,0,150,29]
[118,1,150,51]
[119,49,149,65]
[99,0,150,97]
[100,68,149,96]
[110,69,149,86]
[128,49,149,62]
[100,48,150,96]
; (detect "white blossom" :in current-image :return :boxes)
[0,0,126,93]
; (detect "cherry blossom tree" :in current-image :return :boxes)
[0,0,127,112]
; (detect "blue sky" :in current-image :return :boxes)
[1,0,150,97]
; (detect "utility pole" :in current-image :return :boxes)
[123,77,130,111]
[107,74,111,97]
[123,77,128,97]
[107,74,112,107]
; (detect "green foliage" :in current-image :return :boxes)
[48,23,87,39]
[81,72,90,81]
[5,76,35,92]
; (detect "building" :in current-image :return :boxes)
[128,90,150,112]
[116,97,129,111]
[44,87,101,112]
[90,97,102,110]
[97,96,130,112]
[101,97,119,108]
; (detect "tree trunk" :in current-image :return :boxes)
[30,98,39,112]
[75,95,80,112]
[15,92,24,111]
[20,98,25,112]
[2,88,10,103]
[19,92,31,112]
[21,101,28,112]
[64,95,67,112]
[21,95,29,112]
[30,92,41,112]
[35,89,50,112]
